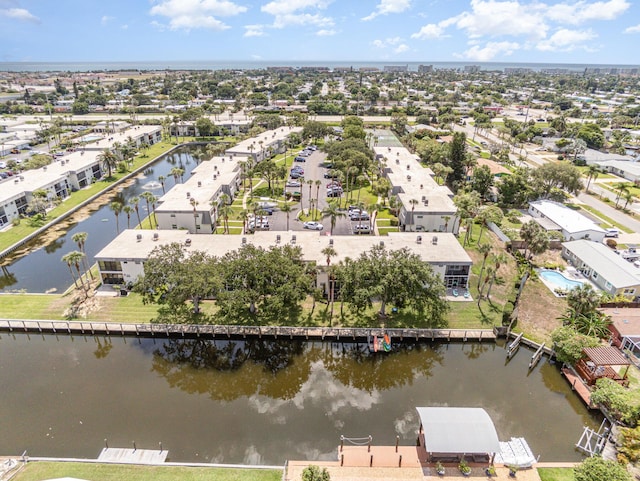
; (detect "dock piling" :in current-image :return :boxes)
[399,454,402,467]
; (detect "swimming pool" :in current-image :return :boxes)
[538,269,584,291]
[78,134,103,143]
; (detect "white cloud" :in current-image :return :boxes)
[261,0,331,16]
[460,41,520,61]
[244,24,265,37]
[362,0,411,21]
[372,37,409,53]
[411,23,447,39]
[149,0,247,31]
[624,24,640,34]
[0,7,39,23]
[536,28,596,51]
[120,24,128,30]
[454,0,548,40]
[260,0,334,30]
[150,20,167,31]
[545,0,630,25]
[101,15,114,25]
[316,29,336,36]
[271,12,333,29]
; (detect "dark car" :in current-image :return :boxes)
[294,156,306,162]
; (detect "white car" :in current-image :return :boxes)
[303,221,324,231]
[0,161,6,169]
[286,181,301,188]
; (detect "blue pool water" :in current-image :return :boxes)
[539,269,584,290]
[78,134,103,143]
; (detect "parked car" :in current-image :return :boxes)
[286,181,302,188]
[605,228,620,238]
[350,211,369,221]
[0,161,6,169]
[303,221,324,230]
[0,172,8,179]
[294,156,306,162]
[327,189,342,197]
[353,225,371,234]
[324,171,338,179]
[10,148,19,154]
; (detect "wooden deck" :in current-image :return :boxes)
[561,367,595,408]
[338,445,422,468]
[97,448,168,464]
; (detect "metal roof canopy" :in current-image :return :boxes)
[583,346,630,366]
[416,407,501,454]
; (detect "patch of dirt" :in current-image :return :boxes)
[516,279,566,343]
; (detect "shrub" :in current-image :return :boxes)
[574,455,631,481]
[502,301,514,325]
[606,238,618,249]
[550,326,600,364]
[302,465,330,481]
[618,425,640,463]
[590,378,640,427]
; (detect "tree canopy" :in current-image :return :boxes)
[337,244,449,323]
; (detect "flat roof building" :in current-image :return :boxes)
[528,200,605,242]
[95,230,472,292]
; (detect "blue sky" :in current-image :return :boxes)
[1,0,639,64]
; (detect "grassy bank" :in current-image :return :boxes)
[11,462,281,481]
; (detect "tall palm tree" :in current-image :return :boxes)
[140,192,157,229]
[71,232,94,280]
[62,251,87,291]
[110,201,123,234]
[321,245,338,325]
[624,192,636,210]
[129,196,142,228]
[409,198,419,232]
[615,182,631,208]
[219,205,233,234]
[170,167,185,184]
[158,175,166,194]
[314,180,322,218]
[585,165,601,191]
[190,198,199,232]
[477,243,492,290]
[239,209,250,233]
[306,179,314,214]
[321,201,345,235]
[123,205,133,230]
[97,148,118,178]
[280,203,293,230]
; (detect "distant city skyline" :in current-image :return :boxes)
[1,0,640,64]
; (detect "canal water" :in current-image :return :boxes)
[0,147,202,293]
[0,334,599,464]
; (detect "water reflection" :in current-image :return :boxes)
[0,335,600,463]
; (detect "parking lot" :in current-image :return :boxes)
[264,147,374,236]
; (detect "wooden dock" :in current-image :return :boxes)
[97,448,168,464]
[338,445,422,468]
[561,367,595,408]
[0,319,496,343]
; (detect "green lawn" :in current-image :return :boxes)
[537,467,575,481]
[11,462,282,481]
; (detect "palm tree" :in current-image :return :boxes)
[307,179,314,213]
[170,167,185,184]
[321,201,345,235]
[140,192,157,229]
[484,252,507,299]
[129,196,142,228]
[321,245,338,325]
[615,182,631,208]
[97,148,118,178]
[477,243,492,290]
[239,209,250,233]
[314,180,322,218]
[409,198,419,231]
[190,198,199,232]
[62,251,87,291]
[219,204,233,234]
[623,192,635,210]
[585,165,601,191]
[110,201,123,234]
[71,232,94,280]
[280,203,293,230]
[158,175,166,194]
[123,205,133,230]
